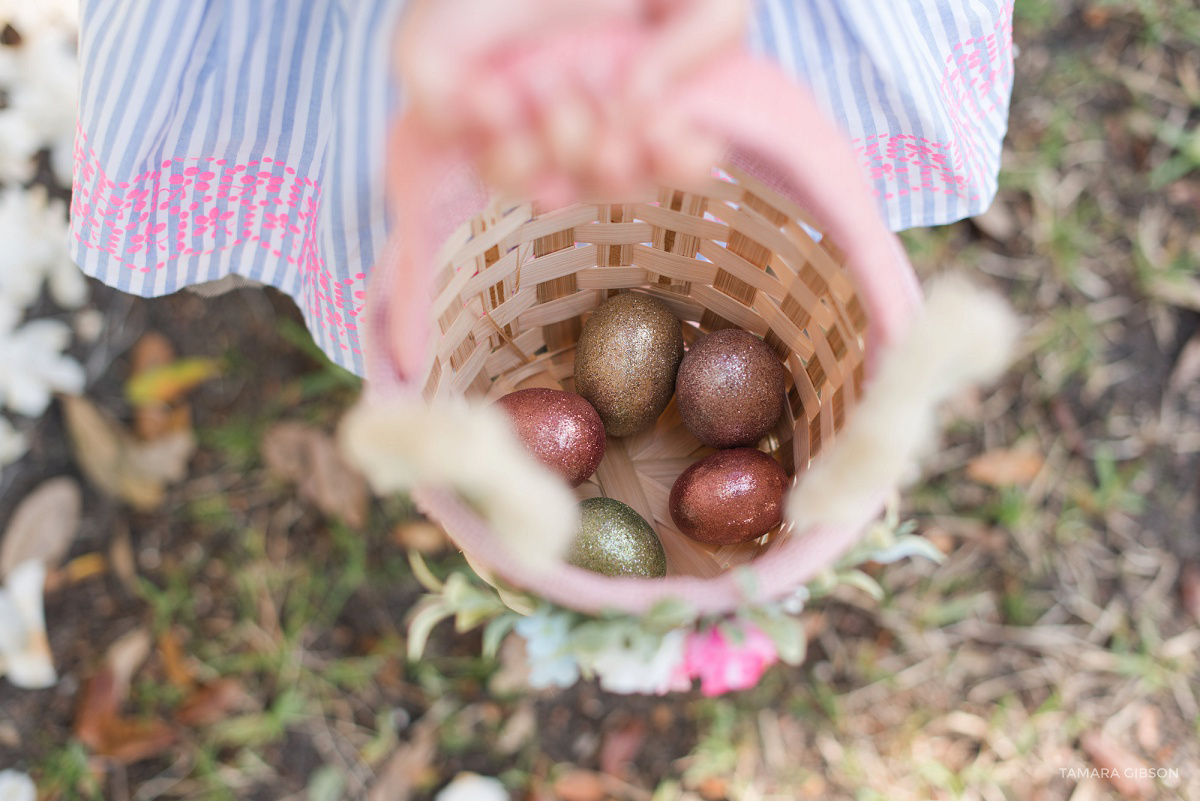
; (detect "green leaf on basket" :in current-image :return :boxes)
[643,598,696,631]
[407,597,453,661]
[862,534,946,565]
[569,619,626,655]
[836,569,885,601]
[732,566,759,600]
[482,613,519,661]
[746,608,807,666]
[408,551,443,593]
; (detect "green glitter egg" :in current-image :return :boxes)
[567,497,667,578]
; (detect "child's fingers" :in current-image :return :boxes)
[630,0,750,105]
[543,94,598,176]
[479,130,546,198]
[644,111,722,192]
[398,0,641,128]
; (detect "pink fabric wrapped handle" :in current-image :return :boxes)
[363,53,923,615]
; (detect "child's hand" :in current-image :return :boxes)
[395,0,749,203]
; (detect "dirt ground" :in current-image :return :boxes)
[3,1,1199,800]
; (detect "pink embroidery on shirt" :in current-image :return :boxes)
[70,126,366,356]
[852,1,1014,205]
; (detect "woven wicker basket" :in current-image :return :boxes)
[363,148,922,618]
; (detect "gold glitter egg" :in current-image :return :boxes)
[494,388,605,488]
[567,497,667,578]
[574,293,684,437]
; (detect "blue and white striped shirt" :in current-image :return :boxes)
[71,0,1014,376]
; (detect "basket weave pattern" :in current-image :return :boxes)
[407,162,883,612]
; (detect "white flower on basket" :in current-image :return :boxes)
[435,773,509,801]
[0,304,85,417]
[0,769,36,801]
[339,396,578,572]
[514,608,579,688]
[0,416,26,469]
[582,628,690,696]
[0,560,56,689]
[0,187,87,311]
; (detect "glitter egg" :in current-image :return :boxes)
[495,388,606,487]
[669,448,789,546]
[567,497,667,578]
[676,329,787,449]
[573,293,684,437]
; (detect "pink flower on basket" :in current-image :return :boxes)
[684,623,778,697]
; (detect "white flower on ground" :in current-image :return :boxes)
[0,0,79,37]
[0,304,85,417]
[0,416,25,469]
[0,110,40,185]
[435,773,509,801]
[582,629,691,696]
[0,187,86,311]
[0,560,56,689]
[4,27,78,185]
[0,769,36,801]
[514,608,579,689]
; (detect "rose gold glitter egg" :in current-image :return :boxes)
[676,329,787,449]
[669,448,789,546]
[574,293,684,437]
[495,388,605,487]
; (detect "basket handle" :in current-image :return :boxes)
[366,52,921,395]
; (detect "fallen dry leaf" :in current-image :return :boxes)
[1136,705,1161,753]
[130,332,175,376]
[552,770,607,801]
[392,522,447,554]
[74,671,176,764]
[74,629,176,764]
[966,448,1045,487]
[61,553,106,584]
[157,629,194,691]
[368,710,440,801]
[62,396,196,511]
[106,629,152,697]
[128,333,189,440]
[176,678,248,727]
[126,358,221,408]
[1180,562,1200,625]
[1080,732,1153,799]
[262,422,369,527]
[1148,276,1200,313]
[109,527,137,593]
[599,718,647,781]
[0,477,81,578]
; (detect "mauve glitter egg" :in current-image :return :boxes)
[676,328,787,449]
[573,293,684,437]
[495,388,605,487]
[669,448,789,546]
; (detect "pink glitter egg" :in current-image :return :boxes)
[495,388,606,487]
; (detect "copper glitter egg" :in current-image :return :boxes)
[573,293,684,437]
[568,497,667,578]
[676,329,787,449]
[495,388,605,488]
[669,448,789,546]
